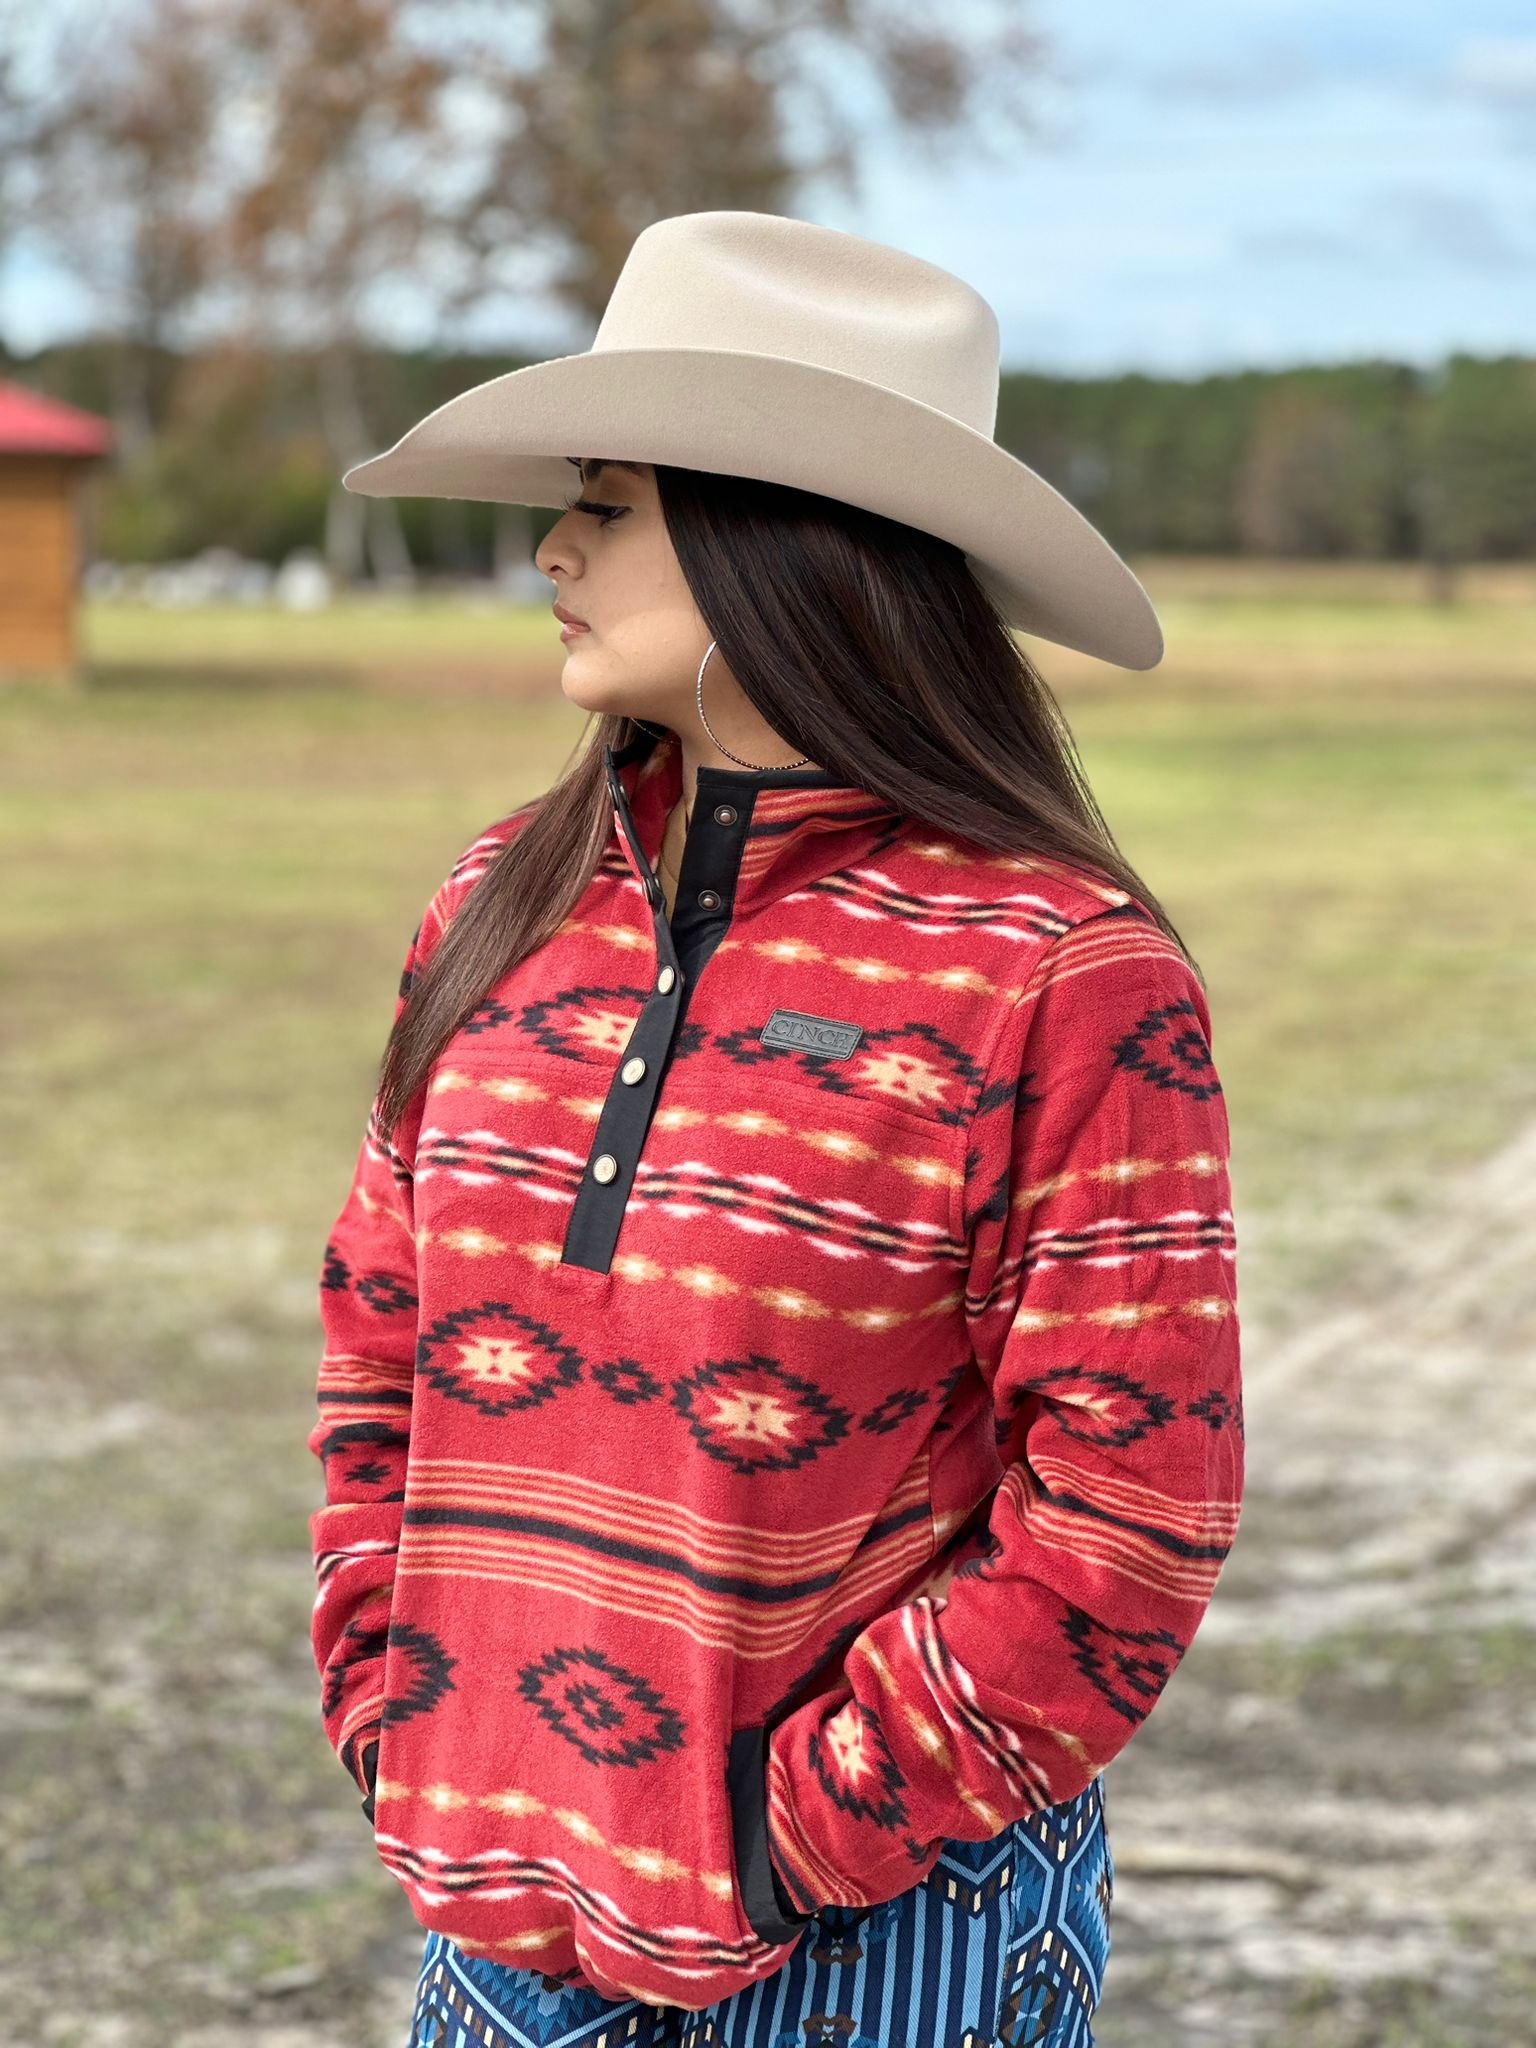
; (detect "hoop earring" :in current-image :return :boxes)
[695,640,812,770]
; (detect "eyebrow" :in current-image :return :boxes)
[565,457,647,485]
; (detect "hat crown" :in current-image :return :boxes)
[591,211,1001,437]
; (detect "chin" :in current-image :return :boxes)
[557,654,613,711]
[560,661,662,724]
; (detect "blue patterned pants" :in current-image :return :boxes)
[405,1774,1112,2048]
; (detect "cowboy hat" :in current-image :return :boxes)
[342,210,1163,670]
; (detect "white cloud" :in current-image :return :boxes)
[1450,35,1536,101]
[1377,187,1532,269]
[1122,44,1323,106]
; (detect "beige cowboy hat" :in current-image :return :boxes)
[342,209,1163,670]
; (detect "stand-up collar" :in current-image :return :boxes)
[602,723,905,924]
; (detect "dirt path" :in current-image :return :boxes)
[1095,1114,1536,2045]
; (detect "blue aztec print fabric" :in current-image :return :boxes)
[404,1774,1112,2048]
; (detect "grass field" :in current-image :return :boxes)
[2,560,1534,2045]
[77,556,1536,692]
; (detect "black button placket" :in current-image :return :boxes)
[559,751,753,1274]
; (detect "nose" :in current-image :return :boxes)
[534,508,585,585]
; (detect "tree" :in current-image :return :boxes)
[222,0,467,585]
[1237,377,1399,560]
[7,0,230,459]
[0,0,48,310]
[442,0,1049,329]
[1414,355,1536,603]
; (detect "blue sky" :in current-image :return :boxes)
[5,0,1534,376]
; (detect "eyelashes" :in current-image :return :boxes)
[560,493,626,526]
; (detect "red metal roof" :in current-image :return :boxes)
[0,379,114,458]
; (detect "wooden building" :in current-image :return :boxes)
[0,380,114,681]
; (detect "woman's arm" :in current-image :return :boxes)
[765,907,1245,1911]
[306,905,437,1819]
[304,803,538,1815]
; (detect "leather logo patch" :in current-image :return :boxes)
[759,1008,864,1061]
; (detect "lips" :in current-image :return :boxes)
[553,603,589,629]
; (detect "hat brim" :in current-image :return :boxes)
[343,346,1162,670]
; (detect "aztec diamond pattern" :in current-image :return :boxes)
[416,1304,584,1418]
[672,1354,853,1475]
[516,1645,688,1769]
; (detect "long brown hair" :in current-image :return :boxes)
[374,460,1195,1138]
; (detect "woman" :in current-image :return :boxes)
[308,212,1244,2048]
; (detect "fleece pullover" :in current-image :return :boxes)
[307,723,1244,2011]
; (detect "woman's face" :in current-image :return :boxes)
[534,458,730,724]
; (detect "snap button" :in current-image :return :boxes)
[657,966,676,994]
[712,803,738,826]
[591,1153,619,1183]
[621,1056,646,1084]
[697,889,722,911]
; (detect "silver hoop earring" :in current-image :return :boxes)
[695,640,812,770]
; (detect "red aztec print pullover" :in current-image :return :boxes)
[308,723,1244,2011]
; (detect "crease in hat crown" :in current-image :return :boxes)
[588,211,1002,435]
[339,207,1165,671]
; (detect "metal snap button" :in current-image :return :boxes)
[657,965,676,994]
[591,1153,619,1183]
[621,1056,646,1084]
[697,889,722,911]
[712,803,738,826]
